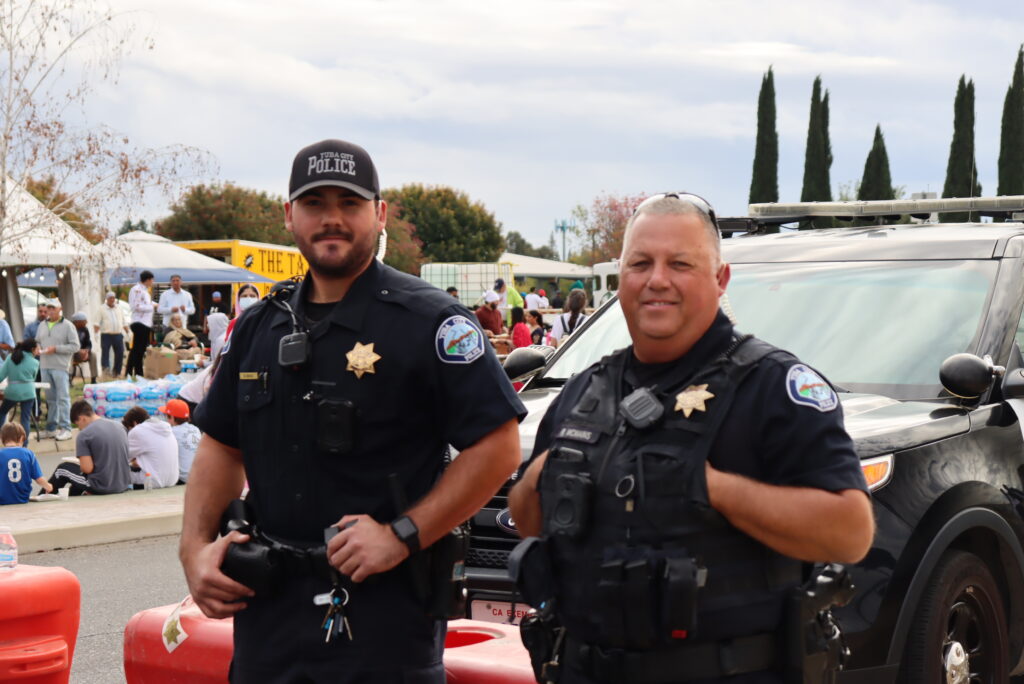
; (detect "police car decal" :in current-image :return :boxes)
[786,364,838,412]
[436,315,485,364]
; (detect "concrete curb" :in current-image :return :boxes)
[8,487,185,554]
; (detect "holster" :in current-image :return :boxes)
[421,524,470,619]
[785,564,854,684]
[520,606,566,684]
[220,538,284,597]
[509,537,557,609]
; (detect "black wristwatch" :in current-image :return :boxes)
[390,515,420,554]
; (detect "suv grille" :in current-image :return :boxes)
[467,547,512,569]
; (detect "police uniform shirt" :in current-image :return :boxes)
[532,309,868,497]
[195,259,527,543]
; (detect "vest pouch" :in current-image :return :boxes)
[595,559,626,646]
[623,559,657,649]
[662,556,700,639]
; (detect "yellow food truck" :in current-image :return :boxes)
[176,240,308,298]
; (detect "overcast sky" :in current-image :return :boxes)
[90,0,1024,253]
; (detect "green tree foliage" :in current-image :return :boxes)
[800,76,833,227]
[505,230,558,260]
[942,76,983,222]
[998,46,1024,203]
[382,185,503,263]
[749,67,779,205]
[24,176,104,243]
[118,218,150,235]
[858,126,895,201]
[381,198,423,275]
[156,183,289,244]
[569,193,646,265]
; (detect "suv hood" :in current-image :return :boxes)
[515,384,969,461]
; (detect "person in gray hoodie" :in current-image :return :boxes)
[36,298,80,440]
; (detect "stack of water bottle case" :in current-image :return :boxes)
[83,369,197,419]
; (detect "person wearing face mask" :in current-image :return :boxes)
[223,284,261,344]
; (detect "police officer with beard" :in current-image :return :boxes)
[181,139,525,683]
[509,193,874,684]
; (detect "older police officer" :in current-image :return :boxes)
[181,139,525,683]
[509,192,874,683]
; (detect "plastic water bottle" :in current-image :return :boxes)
[0,525,18,571]
[143,472,153,491]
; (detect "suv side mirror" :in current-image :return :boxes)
[940,353,1004,401]
[503,345,554,382]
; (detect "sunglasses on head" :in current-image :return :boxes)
[634,192,719,232]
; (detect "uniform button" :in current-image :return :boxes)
[295,493,303,502]
[243,394,250,402]
[381,289,389,295]
[291,444,299,453]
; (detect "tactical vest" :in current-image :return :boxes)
[538,336,804,649]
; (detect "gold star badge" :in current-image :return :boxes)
[346,342,381,379]
[674,384,714,418]
[163,617,181,646]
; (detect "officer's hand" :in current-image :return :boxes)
[182,531,255,619]
[327,514,410,583]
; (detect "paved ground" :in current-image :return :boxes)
[27,535,189,684]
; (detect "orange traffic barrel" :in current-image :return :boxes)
[123,599,233,684]
[444,619,535,683]
[0,564,81,683]
[125,601,535,684]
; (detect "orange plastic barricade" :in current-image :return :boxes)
[0,564,81,683]
[125,602,534,684]
[123,599,232,684]
[445,619,535,684]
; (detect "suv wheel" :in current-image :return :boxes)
[901,550,1008,684]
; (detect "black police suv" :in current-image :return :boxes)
[466,198,1024,682]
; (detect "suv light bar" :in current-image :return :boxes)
[749,196,1024,224]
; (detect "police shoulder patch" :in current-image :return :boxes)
[785,364,838,412]
[436,315,485,364]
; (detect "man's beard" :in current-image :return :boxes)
[297,228,378,279]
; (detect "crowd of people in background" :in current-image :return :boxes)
[473,278,592,350]
[0,270,245,503]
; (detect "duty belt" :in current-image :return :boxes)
[564,633,778,684]
[260,531,333,582]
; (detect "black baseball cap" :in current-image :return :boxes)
[289,139,380,201]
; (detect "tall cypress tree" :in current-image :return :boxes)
[801,76,832,227]
[749,67,779,205]
[942,76,983,222]
[998,46,1024,202]
[858,125,895,202]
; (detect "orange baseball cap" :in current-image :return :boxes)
[159,398,190,420]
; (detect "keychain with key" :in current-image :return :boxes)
[314,522,356,643]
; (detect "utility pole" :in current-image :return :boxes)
[553,219,574,261]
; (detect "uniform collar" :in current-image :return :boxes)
[626,309,734,388]
[277,259,382,335]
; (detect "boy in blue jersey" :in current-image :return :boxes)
[0,423,51,504]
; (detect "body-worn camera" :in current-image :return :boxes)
[317,398,355,455]
[548,472,593,538]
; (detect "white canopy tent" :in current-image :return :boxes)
[99,232,275,286]
[498,252,592,280]
[0,178,103,337]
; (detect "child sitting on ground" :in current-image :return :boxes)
[0,423,52,504]
[158,399,200,484]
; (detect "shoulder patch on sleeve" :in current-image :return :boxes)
[436,315,486,364]
[786,364,838,412]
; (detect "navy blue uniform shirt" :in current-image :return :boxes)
[195,259,527,543]
[532,309,868,495]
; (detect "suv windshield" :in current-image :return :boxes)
[542,259,997,400]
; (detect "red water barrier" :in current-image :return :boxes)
[444,619,536,683]
[0,564,81,683]
[123,600,232,684]
[124,601,535,684]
